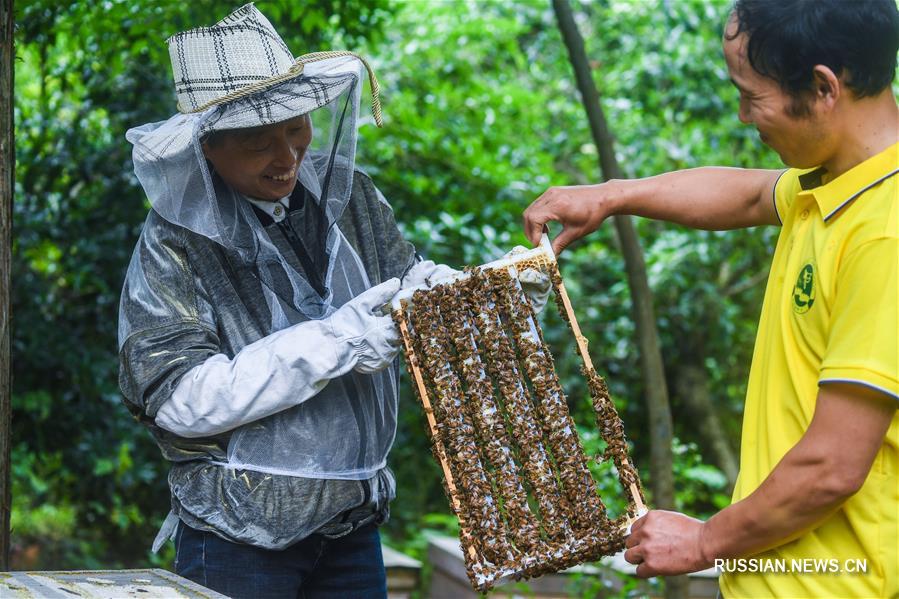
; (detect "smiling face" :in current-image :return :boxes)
[722,18,836,169]
[202,114,313,201]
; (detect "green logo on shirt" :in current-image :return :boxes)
[792,263,816,313]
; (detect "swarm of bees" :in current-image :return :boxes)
[392,245,645,592]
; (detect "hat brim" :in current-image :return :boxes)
[128,56,361,162]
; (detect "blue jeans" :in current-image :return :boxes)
[174,522,387,599]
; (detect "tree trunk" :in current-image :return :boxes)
[551,1,686,597]
[0,0,14,572]
[674,363,739,492]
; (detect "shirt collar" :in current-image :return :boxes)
[246,196,290,223]
[798,141,899,222]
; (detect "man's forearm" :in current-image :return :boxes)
[611,167,782,230]
[700,444,852,561]
[700,384,896,561]
[621,448,858,577]
[624,384,895,578]
[524,166,782,253]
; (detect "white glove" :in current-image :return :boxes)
[504,246,552,313]
[402,260,460,289]
[327,278,402,374]
[519,267,552,313]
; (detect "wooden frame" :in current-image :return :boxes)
[391,237,645,591]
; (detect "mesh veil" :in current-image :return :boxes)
[121,56,398,479]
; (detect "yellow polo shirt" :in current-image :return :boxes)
[720,142,898,599]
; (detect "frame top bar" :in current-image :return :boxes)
[391,233,555,310]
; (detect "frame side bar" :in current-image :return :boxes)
[395,312,480,561]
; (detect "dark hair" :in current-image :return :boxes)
[200,131,223,148]
[730,0,899,100]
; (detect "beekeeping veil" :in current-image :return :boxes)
[122,3,396,480]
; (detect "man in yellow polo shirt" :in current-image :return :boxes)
[522,0,897,596]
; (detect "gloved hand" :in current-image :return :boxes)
[328,278,402,374]
[519,267,552,313]
[402,259,460,289]
[504,246,552,313]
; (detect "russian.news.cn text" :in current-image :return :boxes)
[714,558,868,574]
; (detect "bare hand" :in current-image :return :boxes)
[623,510,713,578]
[522,182,622,255]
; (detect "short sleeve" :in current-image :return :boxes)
[773,168,800,224]
[820,236,899,400]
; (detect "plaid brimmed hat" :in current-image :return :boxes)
[167,3,381,120]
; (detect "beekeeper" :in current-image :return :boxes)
[118,4,548,597]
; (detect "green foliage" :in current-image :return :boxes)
[642,439,732,516]
[566,565,657,599]
[13,0,783,584]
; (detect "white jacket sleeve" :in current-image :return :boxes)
[154,319,351,438]
[154,278,402,438]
